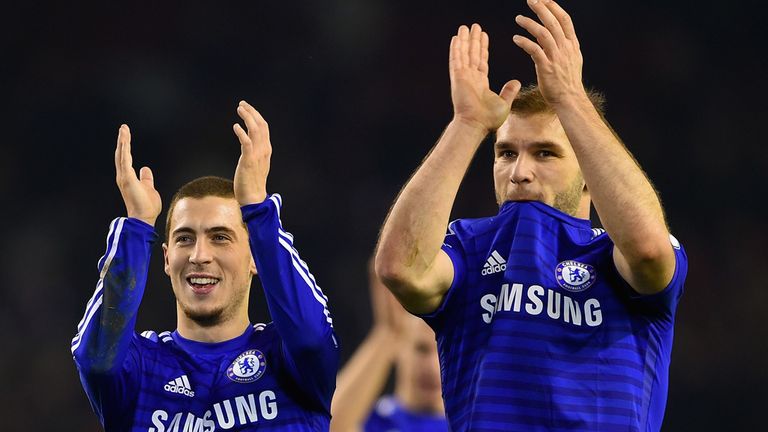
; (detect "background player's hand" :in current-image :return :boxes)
[232,100,271,205]
[450,23,521,132]
[114,124,162,226]
[513,0,586,106]
[369,259,409,338]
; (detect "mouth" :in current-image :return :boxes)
[185,274,221,295]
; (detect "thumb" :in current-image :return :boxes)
[139,166,155,187]
[499,79,522,106]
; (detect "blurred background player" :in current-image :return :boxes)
[375,1,687,431]
[71,101,339,431]
[330,262,447,432]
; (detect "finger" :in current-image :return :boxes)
[115,126,123,175]
[515,14,557,57]
[139,166,155,188]
[118,124,137,181]
[237,102,260,136]
[233,123,252,154]
[527,0,567,46]
[513,34,548,65]
[479,31,490,74]
[547,0,578,43]
[458,25,470,68]
[499,79,522,106]
[241,101,271,145]
[449,35,459,79]
[468,23,482,69]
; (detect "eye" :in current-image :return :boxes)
[175,235,193,244]
[213,234,232,242]
[499,150,517,159]
[536,150,555,158]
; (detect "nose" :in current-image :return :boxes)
[189,239,213,265]
[510,152,534,184]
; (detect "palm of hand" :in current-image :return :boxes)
[452,72,510,131]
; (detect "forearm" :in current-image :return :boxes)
[555,94,670,260]
[244,196,335,348]
[243,195,339,408]
[71,217,155,374]
[330,327,400,432]
[376,119,486,289]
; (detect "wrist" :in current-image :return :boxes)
[129,216,156,227]
[448,117,493,138]
[551,89,594,114]
[237,191,268,206]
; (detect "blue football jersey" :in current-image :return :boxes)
[72,194,339,431]
[422,201,687,432]
[363,396,448,432]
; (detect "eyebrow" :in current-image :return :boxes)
[171,226,239,237]
[494,140,564,151]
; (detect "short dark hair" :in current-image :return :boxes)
[510,84,606,117]
[164,176,236,240]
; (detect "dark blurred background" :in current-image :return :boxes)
[2,0,766,430]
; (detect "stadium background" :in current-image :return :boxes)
[2,1,765,430]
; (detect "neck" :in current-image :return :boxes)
[394,375,444,414]
[175,308,251,343]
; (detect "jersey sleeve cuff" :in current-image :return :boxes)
[240,193,282,221]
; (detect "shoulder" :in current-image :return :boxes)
[134,330,177,353]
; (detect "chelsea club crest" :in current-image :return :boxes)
[555,260,596,292]
[227,350,267,383]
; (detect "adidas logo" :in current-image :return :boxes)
[164,375,195,398]
[481,250,507,276]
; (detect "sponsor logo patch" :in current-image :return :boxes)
[555,260,596,292]
[227,349,267,383]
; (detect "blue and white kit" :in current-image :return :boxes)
[72,195,339,431]
[363,396,449,432]
[423,201,687,432]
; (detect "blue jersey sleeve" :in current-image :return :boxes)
[622,234,688,316]
[420,219,468,326]
[241,194,339,413]
[71,217,157,426]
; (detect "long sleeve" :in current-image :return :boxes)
[71,217,156,425]
[241,194,339,413]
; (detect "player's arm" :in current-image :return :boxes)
[233,101,339,412]
[513,0,675,294]
[71,125,161,422]
[330,262,406,432]
[376,24,521,314]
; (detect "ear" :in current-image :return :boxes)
[250,256,258,276]
[162,243,171,276]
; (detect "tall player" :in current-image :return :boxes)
[330,261,447,432]
[72,101,339,431]
[375,1,687,431]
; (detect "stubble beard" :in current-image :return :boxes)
[496,172,585,217]
[177,284,248,328]
[552,172,586,217]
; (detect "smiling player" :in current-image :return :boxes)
[72,101,338,431]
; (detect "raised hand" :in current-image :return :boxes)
[513,0,585,106]
[114,124,162,226]
[450,23,521,132]
[232,101,271,206]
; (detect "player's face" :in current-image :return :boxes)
[398,319,442,409]
[163,196,256,327]
[493,113,587,217]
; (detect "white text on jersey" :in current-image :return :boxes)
[480,283,603,327]
[149,390,278,432]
